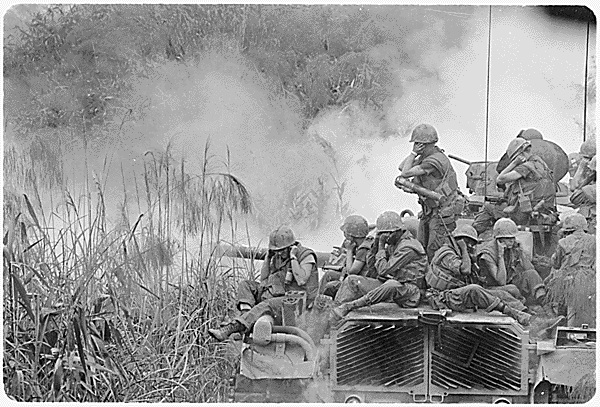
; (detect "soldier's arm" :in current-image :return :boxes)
[260,254,271,283]
[437,251,463,276]
[572,158,591,190]
[290,254,315,286]
[551,246,564,270]
[480,254,507,286]
[375,246,419,278]
[496,159,527,185]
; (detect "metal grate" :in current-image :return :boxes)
[431,325,522,391]
[335,323,425,387]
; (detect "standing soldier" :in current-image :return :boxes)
[208,226,318,341]
[545,213,596,328]
[476,218,547,306]
[570,139,596,234]
[397,123,460,260]
[319,215,375,298]
[331,211,427,319]
[495,138,556,226]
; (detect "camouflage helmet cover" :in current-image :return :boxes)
[452,224,478,243]
[579,139,596,158]
[493,218,518,239]
[376,211,405,232]
[268,226,296,250]
[506,138,532,161]
[561,212,588,232]
[341,214,369,238]
[409,124,439,143]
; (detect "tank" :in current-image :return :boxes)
[221,244,596,404]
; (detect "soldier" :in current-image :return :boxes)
[331,211,427,319]
[426,224,528,314]
[570,140,596,234]
[545,213,596,328]
[476,218,547,306]
[471,198,508,241]
[319,215,375,298]
[208,226,318,341]
[398,123,460,259]
[495,128,544,175]
[495,138,556,226]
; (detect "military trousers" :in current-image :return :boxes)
[508,269,545,305]
[438,284,517,313]
[419,206,456,260]
[335,275,420,308]
[237,279,274,310]
[234,297,286,331]
[319,270,342,297]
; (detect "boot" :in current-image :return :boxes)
[208,321,244,342]
[503,306,532,326]
[331,297,369,320]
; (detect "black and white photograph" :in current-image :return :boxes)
[3,4,596,403]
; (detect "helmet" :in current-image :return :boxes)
[579,139,596,158]
[506,138,531,161]
[493,218,518,239]
[561,212,588,232]
[341,215,369,238]
[376,211,405,232]
[268,226,296,250]
[409,124,438,143]
[517,128,543,140]
[452,224,478,243]
[587,156,596,172]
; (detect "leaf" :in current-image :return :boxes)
[52,358,63,399]
[23,194,41,229]
[12,273,35,322]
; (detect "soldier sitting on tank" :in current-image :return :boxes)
[471,198,509,241]
[475,218,548,308]
[330,211,427,320]
[397,123,460,260]
[426,223,527,311]
[495,138,557,226]
[545,213,596,328]
[319,215,375,298]
[570,139,596,234]
[208,226,318,341]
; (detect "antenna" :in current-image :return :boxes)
[484,6,492,200]
[583,20,590,142]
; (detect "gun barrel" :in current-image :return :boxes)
[395,176,443,202]
[448,154,472,165]
[216,243,331,268]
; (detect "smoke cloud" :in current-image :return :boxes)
[5,6,595,252]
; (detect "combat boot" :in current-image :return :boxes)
[503,306,532,326]
[208,321,244,342]
[331,297,369,320]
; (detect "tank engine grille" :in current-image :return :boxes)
[335,323,425,387]
[431,325,523,391]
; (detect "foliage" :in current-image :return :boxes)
[3,141,253,402]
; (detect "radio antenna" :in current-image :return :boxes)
[484,6,492,200]
[583,20,590,142]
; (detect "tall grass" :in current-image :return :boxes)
[3,140,252,402]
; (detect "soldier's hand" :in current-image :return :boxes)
[457,239,468,253]
[412,142,426,155]
[289,245,299,258]
[342,239,357,252]
[377,232,389,248]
